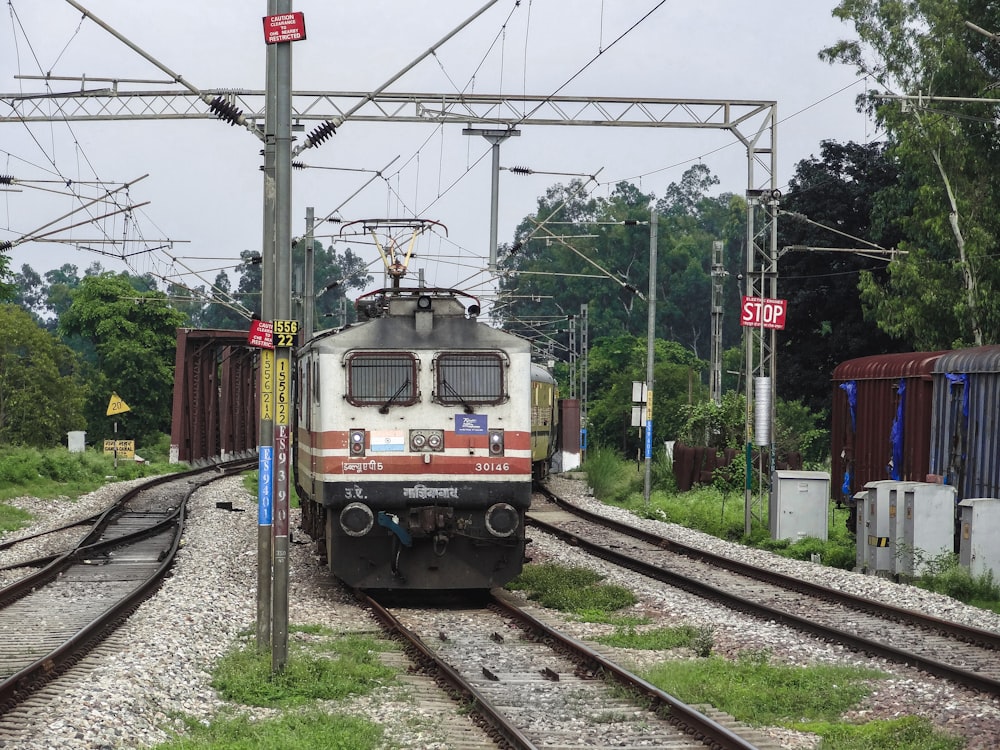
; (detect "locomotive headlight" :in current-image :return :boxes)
[349,429,366,456]
[488,429,505,455]
[340,502,374,537]
[409,429,445,452]
[485,503,519,537]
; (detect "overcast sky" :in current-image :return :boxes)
[2,1,877,315]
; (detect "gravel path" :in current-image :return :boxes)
[0,474,998,749]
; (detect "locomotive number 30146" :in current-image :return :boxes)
[475,461,510,472]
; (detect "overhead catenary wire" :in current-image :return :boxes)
[4,3,878,307]
[60,0,257,136]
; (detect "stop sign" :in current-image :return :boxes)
[740,296,787,330]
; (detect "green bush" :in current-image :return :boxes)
[758,535,857,571]
[0,445,178,503]
[582,445,641,503]
[916,552,1000,604]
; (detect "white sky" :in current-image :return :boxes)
[1,1,877,314]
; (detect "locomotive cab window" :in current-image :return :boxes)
[345,352,418,407]
[434,352,507,407]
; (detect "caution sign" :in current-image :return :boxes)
[106,392,131,416]
[103,440,135,459]
[867,535,890,548]
[248,319,275,349]
[263,12,307,44]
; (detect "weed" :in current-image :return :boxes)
[211,633,397,708]
[506,562,637,615]
[796,715,963,750]
[915,551,1000,605]
[691,625,715,657]
[153,708,383,749]
[596,625,702,651]
[643,651,886,725]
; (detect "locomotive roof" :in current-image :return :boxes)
[304,288,530,355]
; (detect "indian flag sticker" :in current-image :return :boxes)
[370,431,406,452]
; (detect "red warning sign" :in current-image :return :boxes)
[248,319,275,349]
[263,12,306,44]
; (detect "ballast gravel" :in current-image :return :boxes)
[0,474,998,749]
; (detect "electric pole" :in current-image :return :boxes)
[710,240,726,405]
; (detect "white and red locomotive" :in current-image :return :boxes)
[294,283,557,589]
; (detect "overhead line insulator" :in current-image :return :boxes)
[306,121,337,148]
[208,96,244,126]
[0,175,13,185]
[509,166,533,175]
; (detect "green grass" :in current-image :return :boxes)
[595,624,705,651]
[153,709,383,750]
[798,716,963,750]
[0,443,185,534]
[643,650,961,749]
[152,627,399,749]
[576,451,980,747]
[0,444,180,501]
[581,446,640,504]
[211,630,397,708]
[0,503,33,534]
[242,470,302,509]
[506,562,637,618]
[644,649,886,725]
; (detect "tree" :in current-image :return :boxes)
[0,304,87,446]
[585,334,706,456]
[497,179,643,349]
[497,168,745,361]
[11,265,47,324]
[44,264,85,322]
[294,239,373,328]
[823,0,1000,347]
[195,272,251,330]
[232,242,372,326]
[0,248,15,304]
[776,140,908,417]
[58,273,187,444]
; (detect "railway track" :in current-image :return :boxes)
[529,483,1000,697]
[0,460,256,715]
[362,589,783,750]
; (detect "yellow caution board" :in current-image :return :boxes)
[103,440,136,459]
[106,392,131,416]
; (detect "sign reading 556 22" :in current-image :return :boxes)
[273,319,299,347]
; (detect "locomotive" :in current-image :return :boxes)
[294,228,558,589]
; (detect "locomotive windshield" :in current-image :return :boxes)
[435,352,506,406]
[346,352,418,407]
